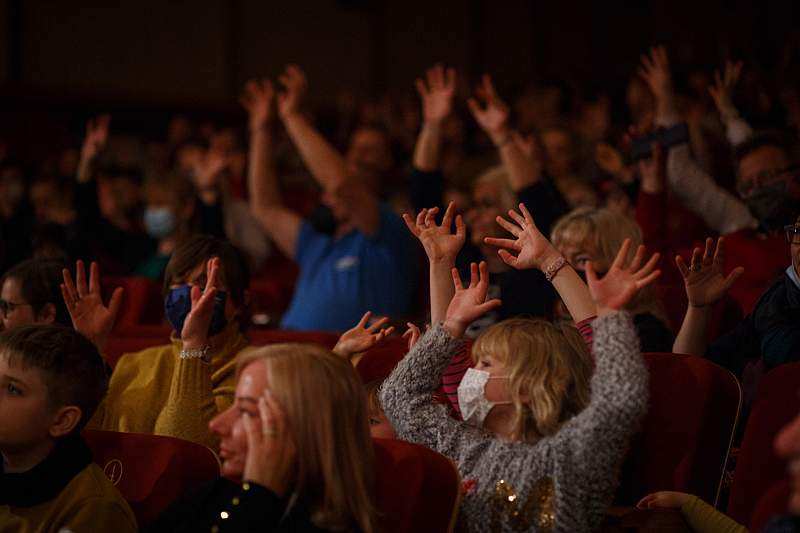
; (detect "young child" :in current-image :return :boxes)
[0,324,136,531]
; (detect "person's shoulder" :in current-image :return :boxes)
[64,463,137,525]
[114,343,176,372]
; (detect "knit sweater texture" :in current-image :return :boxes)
[380,312,648,532]
[88,322,252,449]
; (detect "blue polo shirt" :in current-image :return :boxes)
[280,204,416,332]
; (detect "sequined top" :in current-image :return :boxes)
[380,312,649,532]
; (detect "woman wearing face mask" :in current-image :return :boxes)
[135,174,197,280]
[550,206,674,352]
[146,343,377,532]
[381,215,659,531]
[66,235,256,449]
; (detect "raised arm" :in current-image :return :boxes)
[484,203,599,323]
[332,311,395,366]
[242,78,302,258]
[468,75,542,191]
[277,65,348,189]
[413,64,456,172]
[76,115,110,184]
[638,46,757,234]
[402,202,466,324]
[709,60,753,147]
[672,237,744,356]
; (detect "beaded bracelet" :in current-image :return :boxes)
[179,345,212,363]
[544,256,568,282]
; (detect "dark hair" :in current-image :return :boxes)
[733,132,793,172]
[163,234,250,309]
[0,325,108,433]
[2,258,71,327]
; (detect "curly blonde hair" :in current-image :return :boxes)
[471,318,592,443]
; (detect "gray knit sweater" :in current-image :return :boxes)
[380,312,648,532]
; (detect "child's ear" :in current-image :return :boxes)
[36,303,57,325]
[48,406,83,438]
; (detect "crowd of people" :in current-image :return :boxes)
[2,39,800,532]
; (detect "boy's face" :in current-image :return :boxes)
[0,354,54,455]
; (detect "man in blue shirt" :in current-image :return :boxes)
[242,69,415,331]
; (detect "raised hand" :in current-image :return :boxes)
[240,78,276,131]
[415,64,457,125]
[586,239,661,316]
[81,115,111,161]
[402,322,421,351]
[61,260,123,352]
[709,60,743,117]
[402,202,466,264]
[467,74,510,144]
[242,389,296,497]
[675,237,744,308]
[277,65,307,120]
[484,203,560,271]
[638,46,672,102]
[443,262,502,338]
[192,149,228,194]
[180,257,221,349]
[636,491,690,510]
[333,311,395,360]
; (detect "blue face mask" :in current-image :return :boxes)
[164,285,229,338]
[144,207,177,240]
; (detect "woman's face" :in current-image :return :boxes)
[209,359,269,480]
[555,236,605,276]
[170,260,239,324]
[466,181,505,247]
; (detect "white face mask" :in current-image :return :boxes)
[457,368,511,427]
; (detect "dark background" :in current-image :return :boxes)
[1,0,798,151]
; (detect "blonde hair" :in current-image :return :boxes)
[473,165,517,213]
[550,206,667,322]
[472,318,592,443]
[237,344,377,532]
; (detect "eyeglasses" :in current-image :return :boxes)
[0,299,32,318]
[786,225,800,245]
[737,165,799,197]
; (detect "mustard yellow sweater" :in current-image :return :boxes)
[0,463,137,533]
[89,323,252,449]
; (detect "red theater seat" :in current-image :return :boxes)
[727,363,800,525]
[616,352,741,506]
[247,329,340,349]
[102,276,164,329]
[749,481,791,533]
[373,438,461,533]
[356,337,409,383]
[83,430,220,528]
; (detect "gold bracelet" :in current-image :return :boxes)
[544,256,568,282]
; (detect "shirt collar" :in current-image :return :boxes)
[787,264,800,290]
[0,434,92,507]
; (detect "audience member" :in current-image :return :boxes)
[0,258,71,331]
[381,235,660,531]
[147,343,377,532]
[0,325,136,531]
[75,236,255,449]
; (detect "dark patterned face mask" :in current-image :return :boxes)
[745,181,800,233]
[164,285,228,338]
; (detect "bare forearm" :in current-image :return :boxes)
[551,266,597,323]
[413,122,443,172]
[76,153,94,184]
[673,305,712,356]
[282,114,347,187]
[248,128,281,211]
[430,261,455,324]
[498,137,540,191]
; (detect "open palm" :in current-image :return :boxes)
[587,239,661,315]
[61,261,123,351]
[416,64,456,124]
[676,237,744,307]
[468,74,509,139]
[403,202,465,264]
[444,262,502,337]
[484,203,559,271]
[334,311,394,359]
